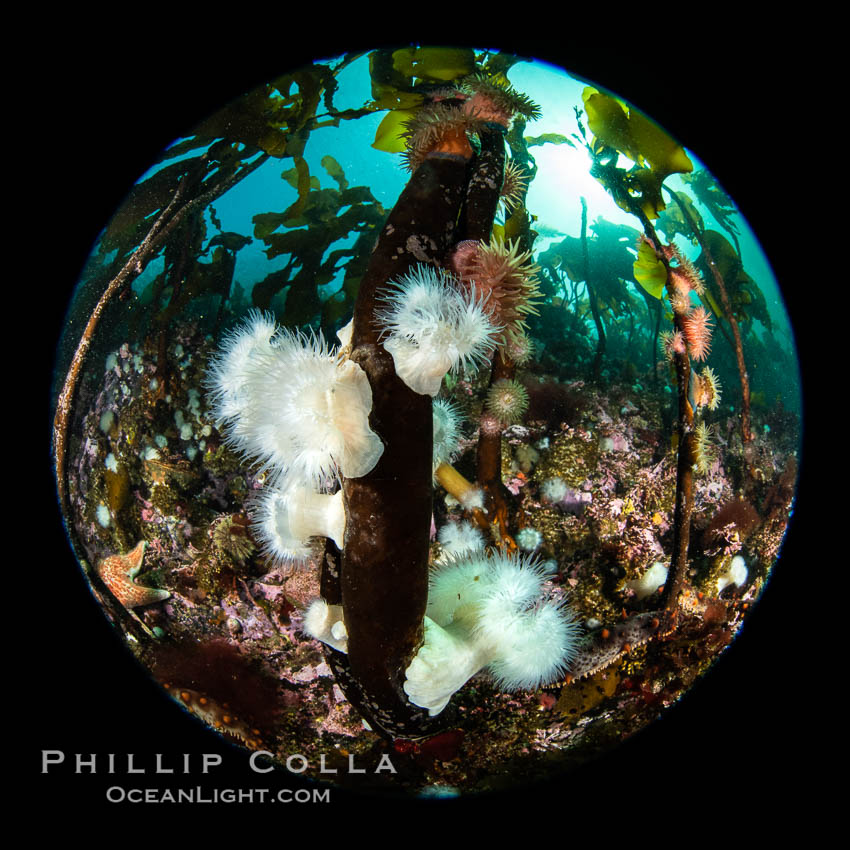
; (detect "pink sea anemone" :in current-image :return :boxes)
[460,73,541,127]
[660,329,687,361]
[451,236,541,349]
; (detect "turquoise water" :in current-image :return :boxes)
[82,51,797,422]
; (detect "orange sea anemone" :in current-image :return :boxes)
[682,306,714,362]
[401,104,480,171]
[660,329,687,361]
[664,244,705,296]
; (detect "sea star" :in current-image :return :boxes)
[96,540,169,609]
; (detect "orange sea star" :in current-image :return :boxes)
[96,540,169,609]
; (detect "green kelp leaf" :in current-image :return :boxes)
[583,88,635,160]
[591,217,642,251]
[631,169,668,221]
[252,268,291,312]
[502,207,529,243]
[656,191,704,243]
[681,169,739,235]
[101,157,205,252]
[278,156,314,223]
[281,167,320,191]
[155,136,212,165]
[321,155,348,190]
[253,212,288,241]
[263,228,313,261]
[368,49,427,111]
[192,84,291,157]
[633,239,667,300]
[629,109,693,179]
[583,87,692,219]
[583,88,692,177]
[698,231,771,329]
[391,46,476,82]
[703,287,723,317]
[544,236,583,283]
[322,288,354,330]
[297,188,345,227]
[340,185,380,207]
[208,232,252,252]
[257,128,289,157]
[372,109,417,152]
[525,132,574,148]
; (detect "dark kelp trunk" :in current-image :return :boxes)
[325,154,470,739]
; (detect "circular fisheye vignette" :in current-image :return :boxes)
[52,46,800,798]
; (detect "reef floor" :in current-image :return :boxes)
[64,319,798,797]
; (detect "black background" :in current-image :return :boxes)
[29,24,818,824]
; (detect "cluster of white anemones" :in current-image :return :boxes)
[376,264,500,396]
[403,550,582,716]
[206,311,384,564]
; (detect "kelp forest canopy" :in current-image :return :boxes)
[60,46,794,434]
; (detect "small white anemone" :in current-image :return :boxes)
[437,520,485,561]
[251,479,346,564]
[717,555,748,593]
[404,551,582,716]
[302,599,348,653]
[376,264,500,396]
[206,312,383,487]
[432,398,463,474]
[515,526,543,552]
[541,476,568,504]
[625,561,669,601]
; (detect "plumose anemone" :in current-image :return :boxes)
[432,398,464,474]
[206,311,383,487]
[403,550,581,716]
[251,480,345,564]
[376,264,500,396]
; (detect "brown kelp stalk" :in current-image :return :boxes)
[323,75,542,736]
[580,197,606,380]
[666,189,752,445]
[329,152,472,740]
[632,211,695,619]
[53,153,269,519]
[463,123,515,543]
